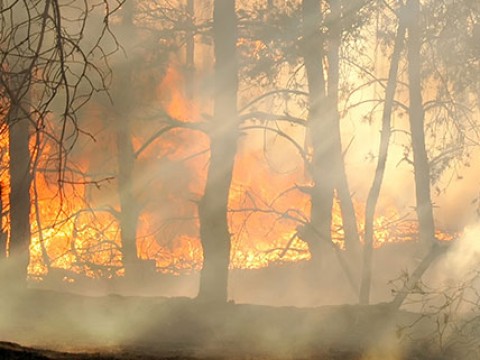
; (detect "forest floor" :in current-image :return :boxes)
[2,240,479,359]
[0,285,473,360]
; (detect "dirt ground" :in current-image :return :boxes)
[0,285,470,360]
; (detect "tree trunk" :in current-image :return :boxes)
[391,243,446,309]
[115,2,141,276]
[116,114,140,276]
[7,73,32,283]
[301,0,333,262]
[359,19,407,305]
[1,2,33,283]
[301,0,360,263]
[406,0,436,247]
[197,0,238,303]
[326,0,361,255]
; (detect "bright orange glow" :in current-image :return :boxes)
[0,63,455,281]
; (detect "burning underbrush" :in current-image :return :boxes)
[0,65,476,360]
[0,0,479,358]
[0,62,455,288]
[0,115,457,287]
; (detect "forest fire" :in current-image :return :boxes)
[0,65,455,280]
[1,1,479,359]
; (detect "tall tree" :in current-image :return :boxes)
[113,1,142,277]
[300,0,361,262]
[301,0,333,261]
[197,0,239,302]
[325,0,361,256]
[6,62,31,283]
[1,0,120,280]
[360,7,407,305]
[1,4,33,282]
[406,0,436,247]
[360,0,478,305]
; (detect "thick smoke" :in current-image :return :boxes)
[0,0,479,359]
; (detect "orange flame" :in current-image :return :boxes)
[0,63,455,281]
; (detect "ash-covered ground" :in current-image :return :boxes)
[2,258,480,360]
[0,288,423,360]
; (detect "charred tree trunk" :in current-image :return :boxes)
[326,0,361,255]
[359,18,407,305]
[115,3,141,276]
[116,113,140,276]
[406,0,435,247]
[301,0,333,262]
[197,0,238,303]
[0,5,33,282]
[7,73,31,282]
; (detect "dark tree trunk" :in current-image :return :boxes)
[116,114,140,276]
[197,0,238,303]
[7,73,32,282]
[115,2,141,276]
[301,0,333,262]
[406,0,435,247]
[359,18,407,305]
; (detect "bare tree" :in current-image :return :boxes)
[0,0,122,282]
[3,34,31,282]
